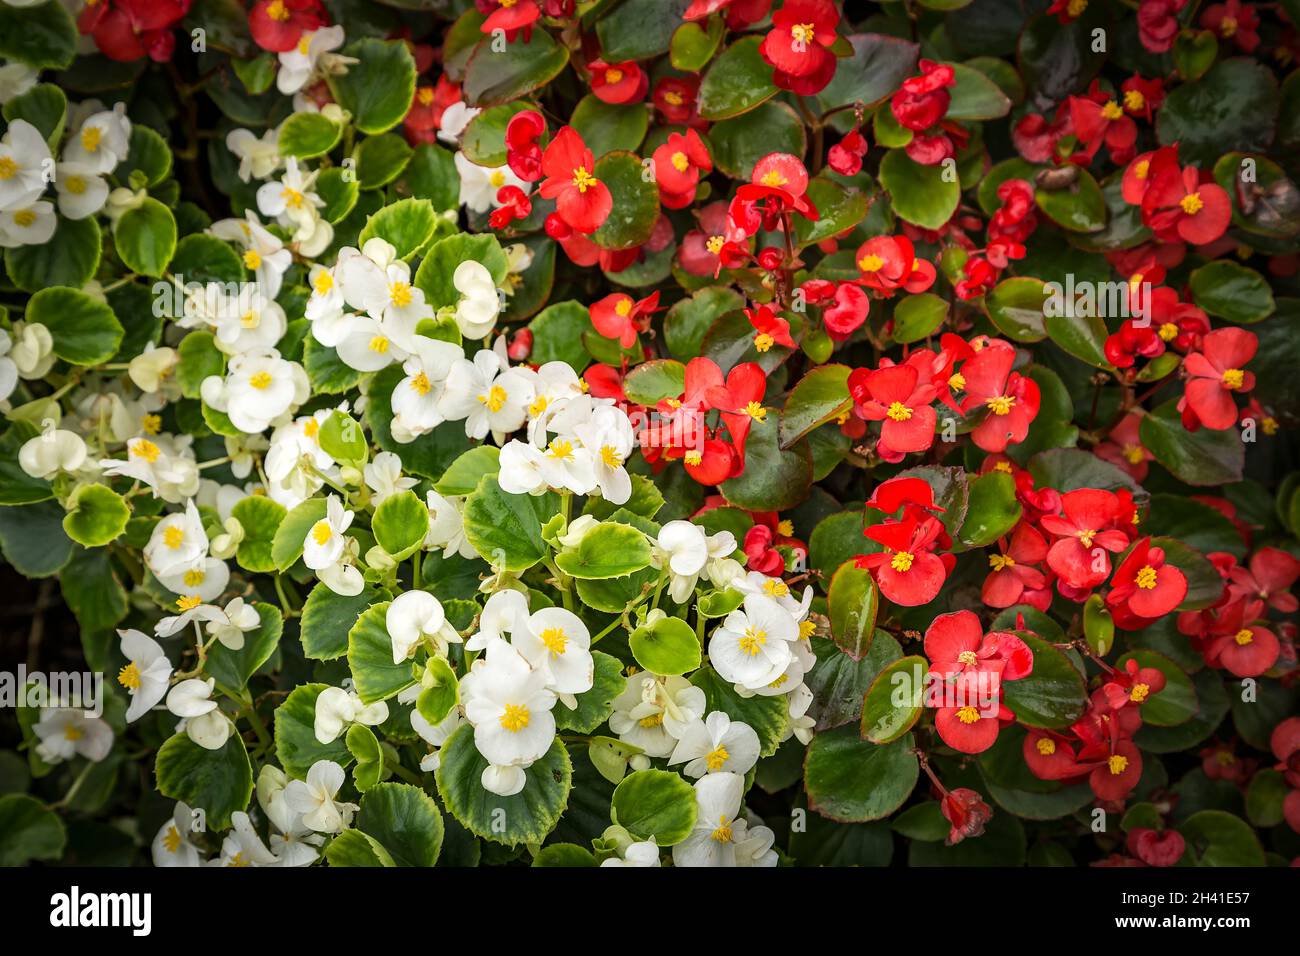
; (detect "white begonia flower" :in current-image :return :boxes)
[0,63,38,105]
[514,606,594,707]
[264,410,337,507]
[276,25,353,96]
[305,261,346,341]
[573,403,635,505]
[454,150,525,213]
[157,558,231,603]
[226,127,281,183]
[34,708,114,765]
[144,499,209,577]
[781,682,816,745]
[600,840,662,867]
[524,361,585,424]
[465,588,529,651]
[460,640,557,794]
[313,686,389,745]
[283,759,358,834]
[168,678,232,751]
[100,434,201,503]
[211,811,279,867]
[709,593,798,691]
[0,119,52,208]
[334,238,432,342]
[53,161,108,220]
[364,451,417,506]
[257,765,326,867]
[303,493,353,571]
[672,772,778,868]
[334,313,409,373]
[656,521,737,603]
[0,329,16,403]
[317,554,365,597]
[206,597,262,650]
[451,259,502,340]
[389,336,463,442]
[255,158,332,256]
[557,514,599,550]
[735,570,814,619]
[386,589,463,664]
[8,320,54,379]
[0,200,55,247]
[608,672,707,758]
[116,629,173,723]
[128,344,180,396]
[209,283,287,355]
[410,707,464,773]
[738,632,816,699]
[62,106,130,174]
[152,802,204,868]
[439,347,534,441]
[437,101,479,145]
[224,432,268,481]
[201,349,308,434]
[668,711,761,778]
[209,212,293,300]
[495,439,548,497]
[18,425,87,479]
[424,489,476,560]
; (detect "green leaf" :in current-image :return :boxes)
[26,287,124,366]
[804,727,918,822]
[816,33,919,111]
[414,231,508,310]
[354,132,412,190]
[890,293,948,344]
[277,110,342,158]
[1083,594,1114,655]
[0,1,77,70]
[154,733,253,831]
[1138,400,1244,487]
[1034,165,1106,232]
[329,38,416,135]
[664,287,745,362]
[985,276,1048,342]
[879,148,960,229]
[622,359,686,406]
[0,502,73,577]
[175,330,224,399]
[59,546,127,634]
[1001,632,1087,729]
[591,151,661,251]
[670,15,724,71]
[805,633,902,731]
[1245,768,1287,828]
[1156,59,1279,168]
[357,197,436,260]
[533,843,598,866]
[435,446,501,497]
[957,471,1022,547]
[526,299,593,371]
[629,615,700,676]
[417,657,459,726]
[462,475,556,572]
[860,656,927,744]
[396,142,460,213]
[1043,303,1113,370]
[463,29,569,108]
[0,794,65,866]
[3,82,66,146]
[570,95,649,158]
[230,495,285,573]
[555,521,652,579]
[698,36,778,120]
[826,561,879,660]
[61,483,129,548]
[113,197,177,277]
[271,497,327,571]
[372,490,427,561]
[356,782,444,865]
[1176,810,1265,866]
[945,61,1011,119]
[325,828,396,867]
[436,725,571,846]
[719,415,813,511]
[365,368,474,480]
[205,602,283,691]
[780,364,852,448]
[709,101,806,180]
[275,683,352,778]
[1189,260,1274,324]
[4,215,100,292]
[555,650,624,734]
[461,101,535,167]
[348,602,417,704]
[611,768,697,845]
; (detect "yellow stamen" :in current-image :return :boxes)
[499,703,530,732]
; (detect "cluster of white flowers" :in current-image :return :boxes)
[0,105,129,249]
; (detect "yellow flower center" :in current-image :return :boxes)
[417,88,434,106]
[182,569,206,587]
[1036,738,1056,755]
[760,169,788,188]
[754,332,774,353]
[858,254,884,273]
[1101,100,1124,120]
[499,702,530,732]
[1234,628,1254,646]
[746,401,767,422]
[241,310,261,329]
[1130,683,1150,703]
[0,156,17,179]
[763,579,789,597]
[986,394,1015,415]
[162,826,182,853]
[706,235,725,254]
[958,650,979,667]
[711,815,733,843]
[664,91,683,106]
[547,438,574,460]
[281,187,304,209]
[790,23,816,45]
[117,662,141,690]
[885,401,912,422]
[614,298,632,317]
[989,553,1015,571]
[1123,89,1145,111]
[605,68,623,84]
[671,151,690,173]
[1134,159,1150,180]
[266,0,290,21]
[177,594,202,611]
[529,395,549,416]
[368,335,389,354]
[80,126,102,153]
[64,724,84,742]
[1077,529,1096,548]
[134,438,161,463]
[1180,192,1204,215]
[1122,444,1145,464]
[738,626,767,656]
[600,445,623,467]
[489,170,505,188]
[777,519,793,537]
[249,370,273,389]
[890,551,914,572]
[705,746,730,771]
[948,372,966,391]
[1108,754,1129,775]
[638,712,664,728]
[1135,565,1158,589]
[1220,15,1237,36]
[478,384,507,413]
[66,175,87,195]
[242,249,262,269]
[410,371,432,396]
[1222,368,1244,389]
[684,450,703,466]
[539,627,568,657]
[13,209,36,228]
[571,167,597,193]
[311,520,333,546]
[957,706,981,724]
[1067,0,1087,15]
[164,526,186,549]
[313,271,334,294]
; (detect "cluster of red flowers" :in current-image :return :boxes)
[78,0,192,63]
[890,60,962,166]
